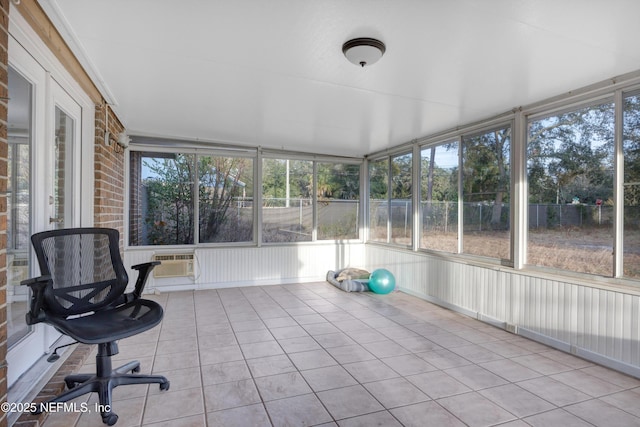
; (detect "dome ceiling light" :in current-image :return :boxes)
[342,37,386,67]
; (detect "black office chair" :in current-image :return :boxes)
[22,228,170,425]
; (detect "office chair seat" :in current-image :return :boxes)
[47,299,163,344]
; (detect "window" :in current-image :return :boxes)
[527,102,614,275]
[129,151,254,246]
[462,126,511,260]
[368,158,388,243]
[198,155,253,243]
[391,153,412,245]
[420,142,459,252]
[130,152,195,245]
[623,93,640,279]
[262,158,313,242]
[131,150,361,246]
[317,162,360,240]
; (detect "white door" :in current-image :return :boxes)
[50,81,81,231]
[6,37,81,387]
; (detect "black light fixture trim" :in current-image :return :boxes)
[342,37,386,67]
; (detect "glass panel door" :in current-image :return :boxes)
[52,106,75,229]
[7,67,32,349]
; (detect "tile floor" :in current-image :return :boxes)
[40,282,640,427]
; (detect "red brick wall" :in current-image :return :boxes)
[94,103,126,247]
[0,0,9,424]
[129,151,142,246]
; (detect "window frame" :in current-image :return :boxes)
[460,124,513,263]
[260,152,363,245]
[525,97,617,277]
[619,88,640,279]
[127,145,259,249]
[366,149,414,249]
[127,144,364,249]
[418,139,460,254]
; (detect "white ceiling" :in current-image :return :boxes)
[41,0,640,157]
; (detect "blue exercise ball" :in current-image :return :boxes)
[369,269,395,294]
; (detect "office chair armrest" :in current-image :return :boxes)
[21,275,51,325]
[129,261,161,300]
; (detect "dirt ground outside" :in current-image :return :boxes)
[414,227,640,279]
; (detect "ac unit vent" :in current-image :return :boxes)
[152,253,195,278]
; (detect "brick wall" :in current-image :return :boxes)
[0,0,9,426]
[94,103,126,247]
[128,151,141,246]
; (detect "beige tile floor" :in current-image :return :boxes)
[40,282,640,427]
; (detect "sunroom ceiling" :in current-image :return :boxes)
[41,0,640,157]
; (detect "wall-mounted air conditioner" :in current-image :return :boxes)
[152,253,195,278]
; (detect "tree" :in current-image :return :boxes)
[624,95,640,207]
[422,144,459,203]
[369,159,388,199]
[426,147,436,202]
[528,103,614,205]
[199,156,253,242]
[317,163,360,200]
[462,127,511,228]
[391,153,412,200]
[262,159,312,205]
[262,159,286,200]
[140,153,253,245]
[143,154,195,245]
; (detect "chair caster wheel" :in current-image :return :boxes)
[102,412,118,426]
[65,380,78,390]
[132,365,140,373]
[160,381,170,391]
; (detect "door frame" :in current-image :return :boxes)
[7,6,96,389]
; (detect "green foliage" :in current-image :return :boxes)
[262,159,286,199]
[143,154,195,245]
[462,127,511,227]
[369,159,388,199]
[141,153,253,245]
[528,103,614,204]
[463,127,510,203]
[199,156,253,243]
[421,144,459,203]
[317,162,360,200]
[262,159,313,200]
[624,95,640,206]
[391,153,412,199]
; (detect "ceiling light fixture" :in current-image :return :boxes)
[342,38,386,67]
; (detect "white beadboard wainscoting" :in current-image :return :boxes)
[124,243,365,292]
[365,244,640,378]
[125,242,640,377]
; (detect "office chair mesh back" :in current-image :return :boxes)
[34,229,129,317]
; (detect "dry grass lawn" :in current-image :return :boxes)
[416,227,640,279]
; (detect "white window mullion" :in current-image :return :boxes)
[614,90,624,277]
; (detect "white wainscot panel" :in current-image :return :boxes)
[125,243,365,292]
